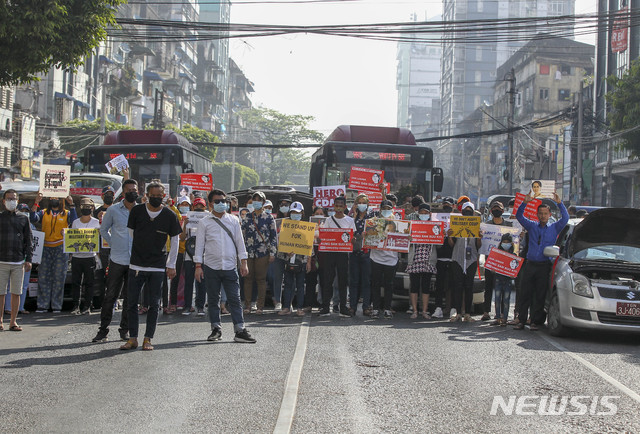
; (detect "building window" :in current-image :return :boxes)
[476,46,483,62]
[558,89,571,101]
[539,88,549,100]
[515,92,522,107]
[539,64,550,75]
[475,71,482,85]
[560,65,572,75]
[477,0,483,12]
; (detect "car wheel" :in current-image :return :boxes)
[547,289,567,337]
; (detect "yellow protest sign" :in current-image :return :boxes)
[277,219,317,256]
[63,228,100,254]
[450,215,481,238]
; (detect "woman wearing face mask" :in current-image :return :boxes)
[70,198,100,315]
[278,202,309,316]
[182,197,212,316]
[481,201,512,322]
[369,200,399,319]
[270,195,292,310]
[347,193,374,315]
[304,206,326,312]
[491,233,515,326]
[276,195,292,219]
[31,193,78,313]
[406,203,437,319]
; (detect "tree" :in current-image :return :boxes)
[605,59,640,158]
[0,0,125,86]
[237,107,325,185]
[211,161,260,192]
[165,123,219,162]
[59,119,134,154]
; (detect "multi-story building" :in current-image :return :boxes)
[0,87,13,176]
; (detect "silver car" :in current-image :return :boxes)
[544,208,640,336]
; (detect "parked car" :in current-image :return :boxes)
[544,208,640,336]
[70,172,123,206]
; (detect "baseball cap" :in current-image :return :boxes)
[177,196,191,205]
[457,195,470,204]
[418,203,431,212]
[264,200,273,208]
[102,186,115,195]
[461,202,475,211]
[490,201,504,210]
[279,195,293,204]
[290,201,304,213]
[17,203,30,212]
[380,199,394,209]
[80,198,95,207]
[443,197,455,205]
[193,198,206,208]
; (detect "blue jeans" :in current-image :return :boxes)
[349,253,371,310]
[38,245,68,310]
[5,269,30,312]
[494,278,513,320]
[203,266,245,333]
[127,270,164,339]
[282,269,305,310]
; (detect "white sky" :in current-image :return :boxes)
[230,0,598,136]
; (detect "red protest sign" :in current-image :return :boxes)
[318,228,353,252]
[410,221,444,245]
[313,185,346,208]
[349,166,384,192]
[484,248,524,278]
[180,173,213,191]
[393,208,405,219]
[513,192,541,221]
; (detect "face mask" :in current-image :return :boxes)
[103,195,114,205]
[491,209,503,218]
[213,202,227,213]
[381,209,393,218]
[290,213,302,221]
[327,210,336,217]
[418,214,430,221]
[50,199,60,208]
[148,197,163,208]
[179,206,190,214]
[501,243,512,250]
[81,208,93,216]
[357,204,368,212]
[125,192,138,203]
[443,206,453,213]
[5,200,17,211]
[252,201,263,210]
[280,206,290,214]
[462,210,474,217]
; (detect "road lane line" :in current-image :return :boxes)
[540,334,640,404]
[273,318,310,434]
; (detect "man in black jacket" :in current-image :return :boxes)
[0,189,33,331]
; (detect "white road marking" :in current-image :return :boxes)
[541,333,640,404]
[273,318,310,434]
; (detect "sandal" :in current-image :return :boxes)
[422,312,431,320]
[0,324,3,331]
[278,308,291,316]
[19,310,30,315]
[142,338,154,351]
[490,319,501,326]
[169,305,177,313]
[243,308,250,314]
[138,307,148,315]
[481,313,491,321]
[410,312,418,319]
[514,323,525,330]
[9,325,22,331]
[120,338,138,350]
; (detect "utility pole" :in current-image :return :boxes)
[506,68,516,195]
[100,64,107,145]
[577,81,584,204]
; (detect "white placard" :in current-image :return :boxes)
[31,230,45,264]
[39,164,70,198]
[479,223,521,256]
[528,179,556,199]
[105,154,129,174]
[431,213,451,233]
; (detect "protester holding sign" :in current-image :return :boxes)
[278,202,309,316]
[272,194,293,311]
[406,203,437,320]
[182,197,211,316]
[432,197,455,319]
[369,200,400,319]
[31,193,77,313]
[489,233,516,326]
[0,191,32,332]
[70,198,100,315]
[347,193,374,316]
[480,201,511,322]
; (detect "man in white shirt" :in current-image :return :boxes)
[70,198,100,315]
[194,189,256,343]
[319,195,356,317]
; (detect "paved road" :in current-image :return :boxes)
[2,307,640,433]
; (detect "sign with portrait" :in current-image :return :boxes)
[363,218,412,253]
[318,228,354,252]
[180,173,214,191]
[348,166,384,192]
[528,179,555,199]
[410,221,444,245]
[484,248,524,278]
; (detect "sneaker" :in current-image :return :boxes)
[370,309,380,319]
[92,330,108,343]
[234,328,256,343]
[52,310,61,314]
[339,308,352,318]
[463,314,475,322]
[207,328,222,342]
[449,308,458,319]
[449,314,461,322]
[318,308,331,316]
[432,307,444,319]
[250,302,257,312]
[70,307,81,315]
[119,329,129,341]
[197,308,206,316]
[332,304,339,313]
[275,302,282,312]
[383,310,393,319]
[406,305,414,314]
[80,308,90,315]
[182,310,192,316]
[35,309,46,313]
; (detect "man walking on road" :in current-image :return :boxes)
[515,192,568,331]
[92,179,139,343]
[194,189,256,343]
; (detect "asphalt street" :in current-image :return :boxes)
[2,306,640,433]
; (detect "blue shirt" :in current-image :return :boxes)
[100,201,133,266]
[516,201,569,262]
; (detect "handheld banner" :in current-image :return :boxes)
[449,215,481,238]
[63,228,100,254]
[484,248,524,278]
[393,208,405,219]
[479,223,521,256]
[512,192,541,221]
[313,185,346,208]
[277,219,316,256]
[318,228,354,252]
[528,179,556,199]
[348,166,384,192]
[363,218,412,253]
[40,164,70,198]
[180,173,214,191]
[31,230,45,264]
[431,213,451,232]
[105,154,129,174]
[410,221,445,245]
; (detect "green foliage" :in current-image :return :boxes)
[212,161,260,192]
[0,0,125,85]
[165,123,219,162]
[237,107,324,185]
[59,119,134,153]
[605,59,640,158]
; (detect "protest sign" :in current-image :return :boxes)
[29,277,39,297]
[449,215,481,238]
[313,185,346,208]
[318,228,354,252]
[31,230,45,264]
[40,164,70,198]
[393,208,405,219]
[410,221,445,245]
[479,223,521,256]
[101,236,110,250]
[177,185,192,198]
[277,219,316,256]
[105,154,129,174]
[348,166,384,192]
[180,173,213,191]
[512,192,541,221]
[431,213,451,232]
[185,210,209,237]
[63,228,100,254]
[528,179,556,199]
[363,218,412,253]
[484,248,524,278]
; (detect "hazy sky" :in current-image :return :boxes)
[229,0,597,136]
